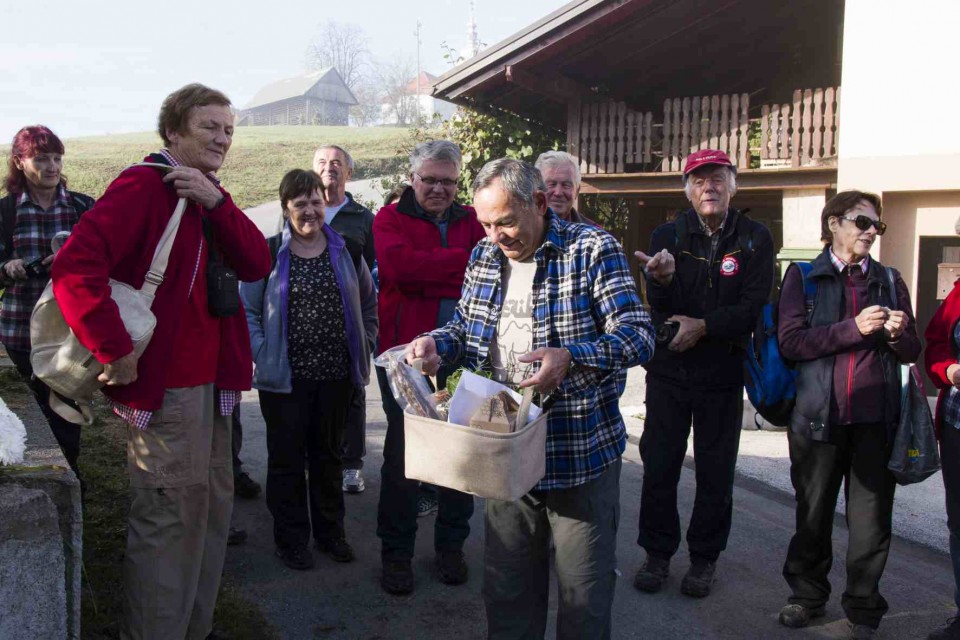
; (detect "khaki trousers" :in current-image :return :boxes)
[121,385,234,640]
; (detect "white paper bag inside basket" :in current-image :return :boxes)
[374,346,547,502]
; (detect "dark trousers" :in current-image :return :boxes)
[231,404,243,477]
[941,425,960,611]
[637,376,743,562]
[783,424,896,629]
[341,385,366,470]
[259,379,354,549]
[484,459,621,640]
[7,348,82,480]
[375,366,474,560]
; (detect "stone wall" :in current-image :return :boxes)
[0,375,82,639]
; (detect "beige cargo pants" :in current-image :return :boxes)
[121,384,233,640]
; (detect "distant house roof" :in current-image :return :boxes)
[244,68,359,110]
[404,72,439,94]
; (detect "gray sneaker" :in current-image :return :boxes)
[417,495,438,518]
[342,469,365,494]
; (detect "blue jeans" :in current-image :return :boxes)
[941,424,960,611]
[375,366,474,560]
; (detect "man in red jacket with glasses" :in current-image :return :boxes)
[373,139,485,595]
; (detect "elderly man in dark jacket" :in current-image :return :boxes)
[633,149,774,598]
[313,144,376,494]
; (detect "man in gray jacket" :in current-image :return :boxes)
[313,144,376,493]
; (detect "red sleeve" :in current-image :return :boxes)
[204,193,271,282]
[373,206,472,292]
[925,281,960,389]
[50,170,151,363]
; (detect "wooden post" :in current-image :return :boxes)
[690,97,701,153]
[791,90,802,167]
[738,94,749,168]
[642,112,653,165]
[719,94,730,155]
[588,103,599,174]
[680,97,691,157]
[729,94,740,167]
[801,89,813,164]
[662,99,673,172]
[598,104,608,173]
[812,88,824,161]
[608,102,619,173]
[567,97,582,168]
[709,95,720,149]
[625,110,635,166]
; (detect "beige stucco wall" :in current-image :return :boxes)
[839,0,960,193]
[877,192,960,307]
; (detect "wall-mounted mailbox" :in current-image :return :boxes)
[938,263,960,299]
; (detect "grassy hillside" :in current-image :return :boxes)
[3,126,414,209]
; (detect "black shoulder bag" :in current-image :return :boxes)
[202,218,240,317]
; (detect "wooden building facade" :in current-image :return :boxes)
[239,68,358,127]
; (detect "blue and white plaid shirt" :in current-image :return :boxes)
[430,214,655,490]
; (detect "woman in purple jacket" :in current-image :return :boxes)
[775,191,920,640]
[240,169,377,571]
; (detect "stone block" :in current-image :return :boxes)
[0,484,67,639]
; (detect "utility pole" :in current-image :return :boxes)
[415,20,423,124]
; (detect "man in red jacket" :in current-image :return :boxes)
[52,84,271,640]
[374,140,485,595]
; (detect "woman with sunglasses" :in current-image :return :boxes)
[774,190,920,639]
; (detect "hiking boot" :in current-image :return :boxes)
[633,555,670,593]
[316,537,355,563]
[850,623,877,639]
[227,526,247,546]
[435,550,469,585]
[275,545,314,571]
[930,617,960,639]
[680,560,716,598]
[778,603,826,628]
[342,469,365,494]
[417,495,438,518]
[234,472,262,499]
[381,558,414,595]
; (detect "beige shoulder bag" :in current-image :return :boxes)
[30,163,187,425]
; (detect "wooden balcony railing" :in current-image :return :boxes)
[567,87,841,175]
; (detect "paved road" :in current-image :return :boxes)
[226,378,956,639]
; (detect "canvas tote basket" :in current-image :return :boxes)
[29,186,187,425]
[403,409,548,502]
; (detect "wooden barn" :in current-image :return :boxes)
[237,68,358,126]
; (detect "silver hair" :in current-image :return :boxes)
[472,158,545,208]
[683,165,738,200]
[534,150,581,187]
[409,140,462,175]
[314,144,354,171]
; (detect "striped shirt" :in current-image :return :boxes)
[112,150,240,429]
[430,214,655,490]
[0,185,89,351]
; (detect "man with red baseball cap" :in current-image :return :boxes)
[633,149,774,598]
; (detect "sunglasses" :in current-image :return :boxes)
[839,215,886,236]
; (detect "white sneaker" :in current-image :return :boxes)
[342,469,365,493]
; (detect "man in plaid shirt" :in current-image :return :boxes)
[409,158,653,639]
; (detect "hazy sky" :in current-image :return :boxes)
[2,0,567,142]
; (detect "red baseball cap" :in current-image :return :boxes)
[683,149,736,176]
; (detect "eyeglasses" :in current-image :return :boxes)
[415,172,458,189]
[840,215,887,236]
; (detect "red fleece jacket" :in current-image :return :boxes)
[373,189,485,353]
[51,164,271,410]
[924,279,960,438]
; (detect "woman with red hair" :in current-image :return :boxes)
[1,125,94,483]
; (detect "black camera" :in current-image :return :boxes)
[655,321,680,345]
[23,257,47,278]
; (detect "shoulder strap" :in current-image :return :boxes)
[0,195,15,256]
[736,213,754,261]
[139,197,187,300]
[672,213,690,255]
[794,261,816,301]
[886,266,898,311]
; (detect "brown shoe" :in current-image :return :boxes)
[381,558,414,595]
[435,550,468,585]
[680,560,716,598]
[778,603,826,628]
[633,555,670,593]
